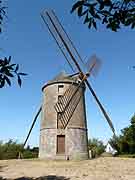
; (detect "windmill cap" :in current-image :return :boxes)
[42,71,85,91]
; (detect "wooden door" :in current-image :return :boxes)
[57,135,65,154]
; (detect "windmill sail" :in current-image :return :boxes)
[86,54,102,77]
[41,12,75,72]
[85,79,115,134]
[23,106,42,147]
[58,87,82,129]
[41,9,115,135]
[41,10,85,73]
[54,79,83,128]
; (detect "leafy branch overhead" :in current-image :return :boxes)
[71,0,135,31]
[0,56,27,88]
[0,1,27,88]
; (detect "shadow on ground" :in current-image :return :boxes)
[0,176,70,180]
[0,166,7,172]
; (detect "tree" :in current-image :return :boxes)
[109,114,135,154]
[0,57,27,88]
[0,139,38,160]
[0,139,23,159]
[0,0,26,88]
[121,115,135,154]
[88,138,105,157]
[71,0,135,31]
[109,135,121,153]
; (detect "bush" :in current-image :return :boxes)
[0,140,38,160]
[88,138,105,158]
[109,114,135,156]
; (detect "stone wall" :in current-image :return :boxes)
[39,79,89,160]
[66,128,89,160]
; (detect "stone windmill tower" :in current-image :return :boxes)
[39,72,89,160]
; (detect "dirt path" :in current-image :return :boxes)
[0,157,135,180]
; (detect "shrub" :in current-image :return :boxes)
[0,140,38,160]
[88,138,105,157]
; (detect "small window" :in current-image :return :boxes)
[58,85,64,94]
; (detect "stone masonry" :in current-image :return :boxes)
[39,72,89,160]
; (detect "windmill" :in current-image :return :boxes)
[22,9,115,160]
[40,10,115,134]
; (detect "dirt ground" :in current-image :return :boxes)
[0,157,135,180]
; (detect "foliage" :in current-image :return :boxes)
[23,145,39,159]
[0,0,27,88]
[88,138,105,157]
[0,139,38,160]
[109,114,135,155]
[0,56,27,88]
[0,139,23,159]
[71,0,135,31]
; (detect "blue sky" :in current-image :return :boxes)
[0,0,135,146]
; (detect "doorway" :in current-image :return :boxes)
[57,135,65,154]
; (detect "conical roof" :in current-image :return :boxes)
[48,71,73,83]
[42,71,80,91]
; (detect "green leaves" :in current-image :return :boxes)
[89,4,96,17]
[71,0,135,31]
[0,56,27,88]
[0,1,27,88]
[109,114,135,155]
[4,75,11,86]
[71,0,85,13]
[92,19,97,29]
[0,140,38,160]
[17,74,22,87]
[71,0,89,17]
[88,138,105,157]
[131,22,135,29]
